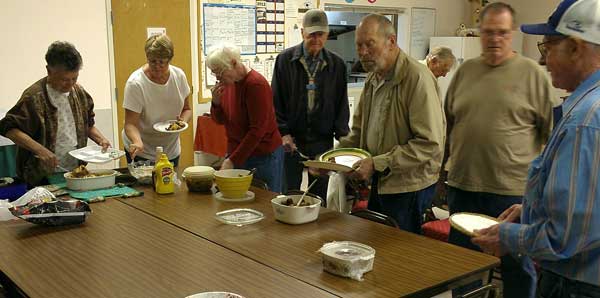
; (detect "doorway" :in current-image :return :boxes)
[109,0,195,168]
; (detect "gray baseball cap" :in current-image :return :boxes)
[303,9,329,34]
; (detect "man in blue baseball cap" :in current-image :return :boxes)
[472,0,600,297]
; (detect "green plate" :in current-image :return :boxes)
[319,148,371,161]
[303,148,371,172]
[303,160,355,172]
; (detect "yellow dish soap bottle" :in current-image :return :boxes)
[154,153,174,194]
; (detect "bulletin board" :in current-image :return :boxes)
[410,7,436,60]
[200,0,288,100]
[256,0,286,53]
[203,3,257,55]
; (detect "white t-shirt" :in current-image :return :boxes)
[122,65,190,160]
[47,84,79,171]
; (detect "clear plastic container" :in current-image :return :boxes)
[319,241,375,281]
[215,208,264,226]
[128,160,155,185]
[182,166,215,192]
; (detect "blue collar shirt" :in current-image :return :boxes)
[301,42,324,74]
[500,70,600,285]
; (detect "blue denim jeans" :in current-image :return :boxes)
[367,172,435,234]
[241,146,284,193]
[447,186,536,298]
[537,269,600,298]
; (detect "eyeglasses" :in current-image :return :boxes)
[480,29,512,39]
[147,58,170,66]
[537,36,568,57]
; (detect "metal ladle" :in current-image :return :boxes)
[296,178,318,207]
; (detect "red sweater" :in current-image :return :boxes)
[210,70,282,166]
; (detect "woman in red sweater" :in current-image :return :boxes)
[207,44,284,193]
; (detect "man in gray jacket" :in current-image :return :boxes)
[339,14,444,234]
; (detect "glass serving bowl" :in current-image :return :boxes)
[127,160,155,185]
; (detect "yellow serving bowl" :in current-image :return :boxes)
[214,169,253,199]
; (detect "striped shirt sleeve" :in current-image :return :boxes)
[500,124,600,261]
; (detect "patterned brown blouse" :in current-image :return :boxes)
[0,77,96,186]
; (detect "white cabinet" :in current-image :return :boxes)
[430,32,523,101]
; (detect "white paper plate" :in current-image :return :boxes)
[213,191,255,202]
[449,212,500,236]
[153,120,188,133]
[68,146,125,164]
[215,208,264,226]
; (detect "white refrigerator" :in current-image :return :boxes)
[429,32,523,101]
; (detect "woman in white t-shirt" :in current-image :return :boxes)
[122,34,191,166]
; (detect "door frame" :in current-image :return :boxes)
[104,0,119,163]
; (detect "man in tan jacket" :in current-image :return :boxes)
[338,14,445,234]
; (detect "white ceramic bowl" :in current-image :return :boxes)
[271,194,321,225]
[64,169,118,191]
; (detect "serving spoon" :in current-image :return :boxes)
[296,178,318,207]
[238,168,257,177]
[295,149,310,160]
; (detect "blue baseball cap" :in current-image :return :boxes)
[521,0,600,44]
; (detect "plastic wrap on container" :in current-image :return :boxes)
[318,241,375,281]
[10,199,91,226]
[11,187,55,207]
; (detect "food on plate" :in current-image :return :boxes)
[166,120,186,131]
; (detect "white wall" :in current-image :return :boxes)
[324,0,467,42]
[503,0,561,60]
[0,0,115,158]
[501,0,568,100]
[1,0,113,110]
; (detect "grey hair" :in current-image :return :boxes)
[206,44,242,71]
[360,14,396,39]
[45,41,82,71]
[145,34,174,59]
[479,2,516,27]
[427,46,456,65]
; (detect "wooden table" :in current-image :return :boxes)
[117,187,500,298]
[0,200,338,298]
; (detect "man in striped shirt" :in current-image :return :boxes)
[473,0,600,296]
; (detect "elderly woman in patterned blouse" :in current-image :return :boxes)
[0,41,110,186]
